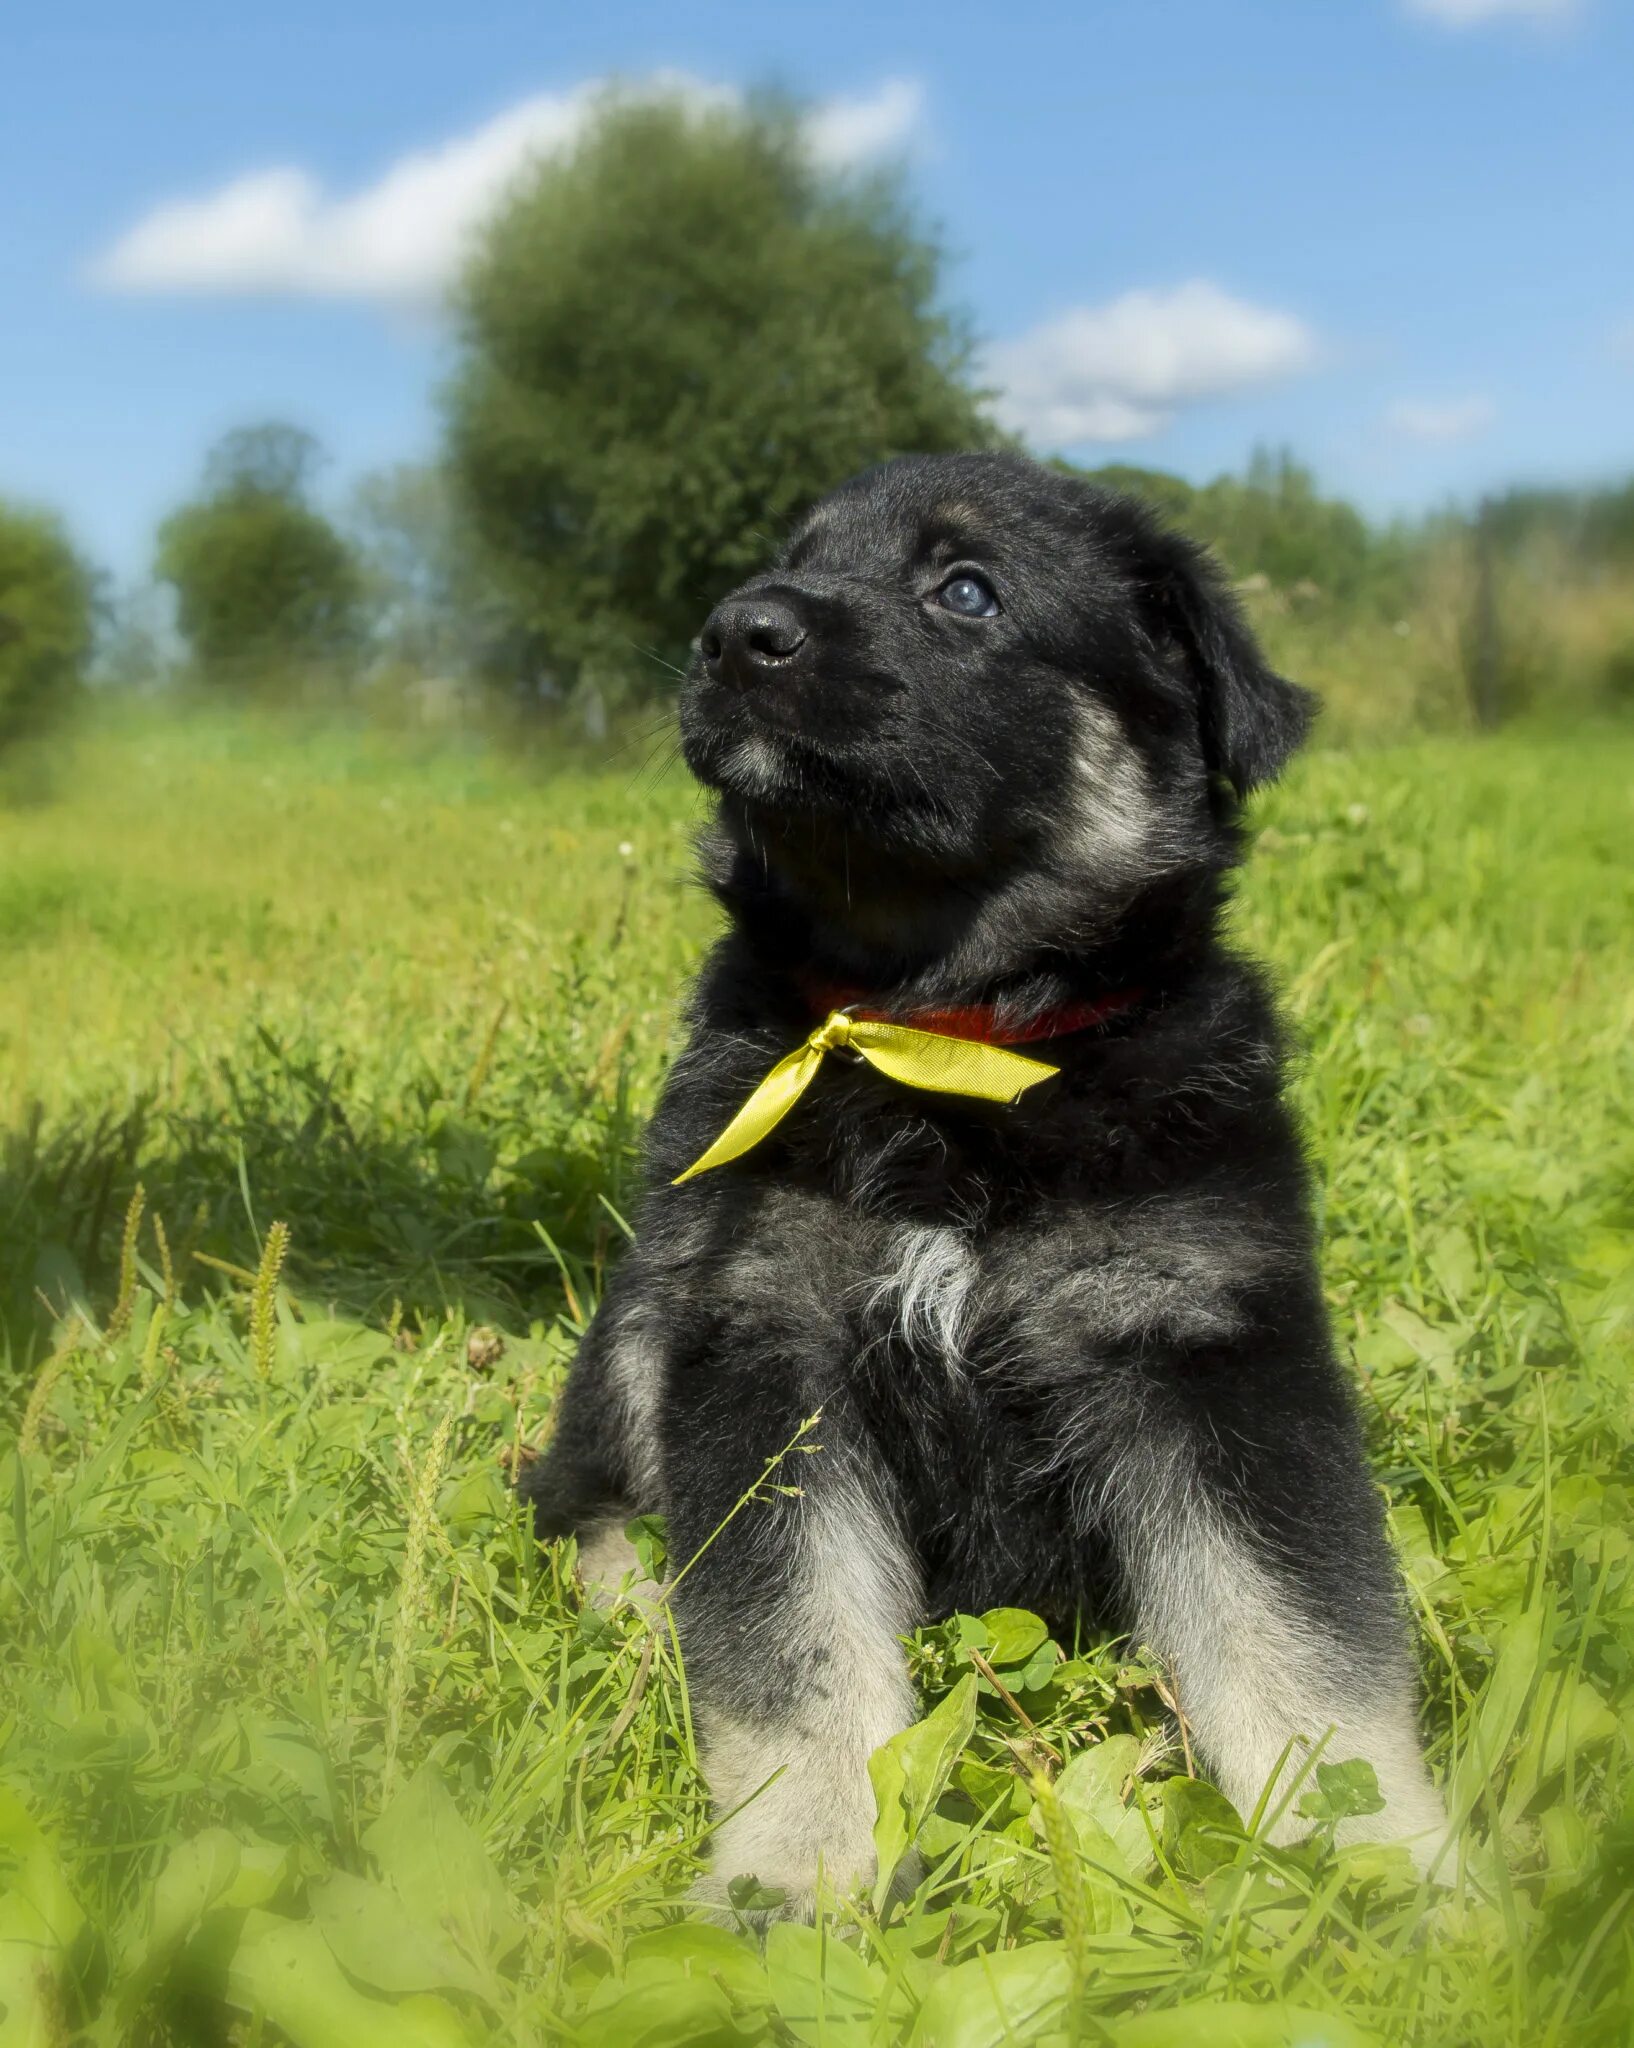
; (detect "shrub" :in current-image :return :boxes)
[0,499,95,748]
[156,425,365,685]
[446,93,993,702]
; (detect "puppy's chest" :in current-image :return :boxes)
[862,1221,985,1369]
[856,1199,1260,1378]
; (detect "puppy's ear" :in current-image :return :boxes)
[1141,529,1317,797]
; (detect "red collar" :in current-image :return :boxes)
[804,981,1143,1048]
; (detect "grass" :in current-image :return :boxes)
[1,703,1631,2046]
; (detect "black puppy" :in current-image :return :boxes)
[524,452,1445,1911]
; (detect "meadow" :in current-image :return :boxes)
[1,705,1631,2046]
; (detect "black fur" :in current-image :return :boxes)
[523,453,1440,1904]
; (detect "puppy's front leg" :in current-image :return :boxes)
[1092,1369,1448,1873]
[519,1281,669,1607]
[667,1396,921,1919]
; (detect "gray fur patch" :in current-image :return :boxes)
[997,1196,1280,1372]
[862,1221,980,1373]
[1071,699,1163,873]
[1107,1433,1448,1873]
[722,736,792,801]
[1066,700,1207,889]
[606,1315,666,1498]
[699,1463,921,1913]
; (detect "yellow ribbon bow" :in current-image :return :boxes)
[673,1010,1060,1184]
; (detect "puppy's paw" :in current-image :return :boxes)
[574,1522,665,1622]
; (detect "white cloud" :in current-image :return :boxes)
[985,282,1317,447]
[1404,0,1578,26]
[90,75,924,305]
[804,79,924,169]
[1385,395,1496,441]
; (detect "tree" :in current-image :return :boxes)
[204,423,325,504]
[350,463,517,684]
[1071,449,1407,611]
[157,425,364,683]
[0,500,96,747]
[445,94,994,700]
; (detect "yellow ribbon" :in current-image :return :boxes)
[673,1010,1060,1183]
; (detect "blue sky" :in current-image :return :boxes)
[5,0,1631,583]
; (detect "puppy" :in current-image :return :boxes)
[524,452,1445,1913]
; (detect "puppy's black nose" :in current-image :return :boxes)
[699,595,809,687]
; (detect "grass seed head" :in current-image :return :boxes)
[105,1181,146,1341]
[249,1220,290,1382]
[19,1320,84,1456]
[382,1404,454,1795]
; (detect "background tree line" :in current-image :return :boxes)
[5,93,1633,749]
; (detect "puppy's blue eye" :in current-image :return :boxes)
[937,574,999,617]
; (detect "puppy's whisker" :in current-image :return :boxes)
[624,637,689,681]
[903,711,1004,784]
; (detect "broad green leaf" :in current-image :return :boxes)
[977,1608,1048,1666]
[241,1725,338,1829]
[1426,1222,1480,1306]
[869,1675,979,1913]
[1008,1640,1061,1693]
[581,1975,741,2047]
[0,1787,85,2048]
[953,1758,1023,1818]
[312,1870,497,2002]
[1111,1998,1378,2047]
[625,1512,669,1582]
[918,1810,976,1864]
[725,1871,787,1915]
[1298,1759,1386,1825]
[226,1909,481,2048]
[0,1787,83,1950]
[1051,1736,1153,1874]
[765,1921,889,2046]
[1161,1777,1245,1878]
[117,1827,242,2021]
[1032,1790,1135,1937]
[364,1768,522,1970]
[1388,1504,1457,1603]
[1070,1817,1138,1931]
[283,1317,397,1377]
[908,1940,1069,2048]
[431,1119,497,1186]
[623,1923,771,2006]
[222,1839,302,1911]
[1378,1301,1460,1377]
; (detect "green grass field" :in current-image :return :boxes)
[2,706,1631,2046]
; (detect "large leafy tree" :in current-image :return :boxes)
[1074,449,1408,611]
[350,463,518,684]
[0,500,95,747]
[157,425,364,683]
[446,95,994,699]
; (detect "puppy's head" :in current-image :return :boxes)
[680,453,1313,965]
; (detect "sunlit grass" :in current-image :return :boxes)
[1,706,1630,2044]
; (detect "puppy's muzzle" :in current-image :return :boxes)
[699,594,810,690]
